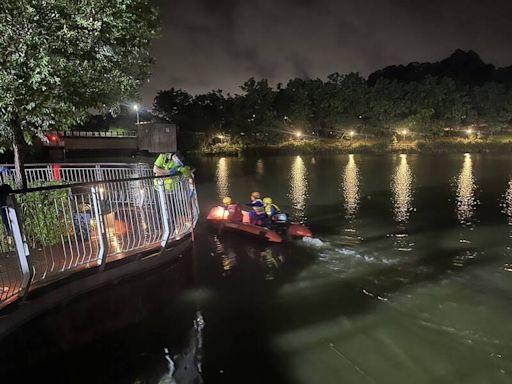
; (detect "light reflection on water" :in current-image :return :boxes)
[215,157,230,200]
[502,180,512,263]
[256,159,264,176]
[342,154,360,219]
[210,234,284,281]
[391,154,414,223]
[503,179,512,222]
[288,156,308,223]
[11,154,512,384]
[456,154,477,224]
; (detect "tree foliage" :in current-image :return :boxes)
[0,0,159,187]
[153,71,512,148]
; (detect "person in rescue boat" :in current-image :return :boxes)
[248,191,266,225]
[263,197,280,228]
[153,151,192,190]
[222,196,243,222]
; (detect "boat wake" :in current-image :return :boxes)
[301,236,327,247]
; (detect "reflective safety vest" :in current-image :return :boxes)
[154,154,191,191]
[252,199,265,215]
[154,153,180,172]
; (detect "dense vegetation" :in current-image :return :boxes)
[0,0,159,187]
[153,50,512,149]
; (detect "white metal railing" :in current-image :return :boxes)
[59,131,137,138]
[0,172,199,310]
[0,163,153,187]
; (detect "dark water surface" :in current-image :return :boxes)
[3,153,512,383]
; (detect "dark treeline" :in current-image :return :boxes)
[153,50,512,146]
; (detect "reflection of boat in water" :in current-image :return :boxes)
[206,206,312,243]
[211,234,285,280]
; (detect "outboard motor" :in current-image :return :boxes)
[272,212,289,234]
[273,213,288,224]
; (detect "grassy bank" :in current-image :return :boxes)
[198,136,512,156]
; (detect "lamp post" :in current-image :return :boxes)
[133,104,140,125]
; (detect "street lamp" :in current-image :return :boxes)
[133,104,140,124]
[466,128,473,135]
[295,131,302,139]
[349,130,355,138]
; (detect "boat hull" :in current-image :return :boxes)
[206,206,312,243]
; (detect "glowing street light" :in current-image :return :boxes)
[466,128,473,135]
[349,130,355,138]
[133,104,140,124]
[295,131,302,138]
[401,129,408,136]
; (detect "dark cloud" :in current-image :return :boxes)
[142,0,512,104]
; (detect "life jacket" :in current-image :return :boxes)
[251,199,265,215]
[155,154,179,172]
[154,154,191,191]
[265,203,280,216]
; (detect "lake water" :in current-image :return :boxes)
[3,153,512,383]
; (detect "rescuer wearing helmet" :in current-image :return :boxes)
[249,191,266,225]
[263,197,280,228]
[221,196,243,222]
[153,151,192,191]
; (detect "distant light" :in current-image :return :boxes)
[133,104,139,111]
[295,131,302,138]
[217,134,224,140]
[349,130,355,137]
[466,128,473,134]
[401,129,408,135]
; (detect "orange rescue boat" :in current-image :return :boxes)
[206,206,312,243]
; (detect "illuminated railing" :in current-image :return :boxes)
[58,130,137,137]
[0,173,199,310]
[0,163,153,187]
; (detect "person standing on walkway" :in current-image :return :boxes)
[153,152,191,191]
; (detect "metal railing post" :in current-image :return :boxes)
[95,165,103,182]
[188,177,200,227]
[157,180,171,248]
[91,186,108,267]
[185,178,196,241]
[6,195,32,298]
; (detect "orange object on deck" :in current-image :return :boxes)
[52,164,61,181]
[114,220,128,235]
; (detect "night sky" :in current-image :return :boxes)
[142,0,512,104]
